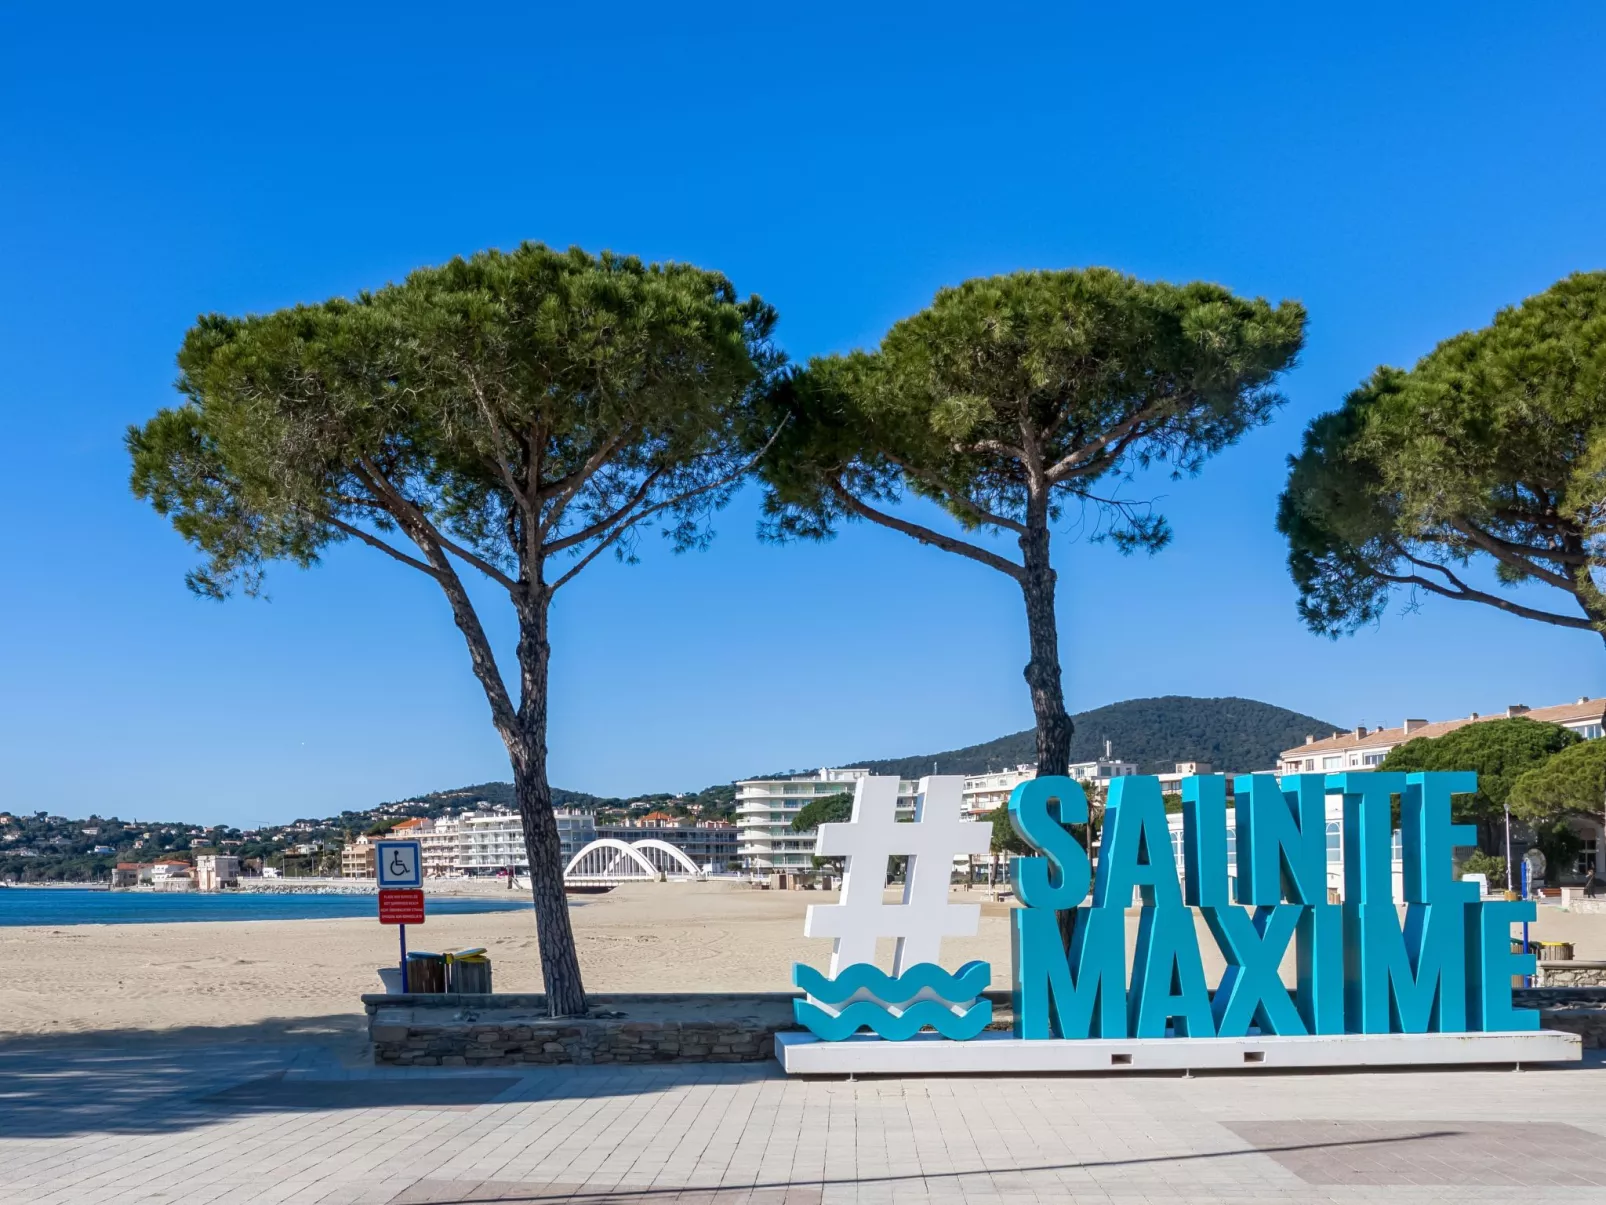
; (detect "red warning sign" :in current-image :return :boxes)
[378,889,425,925]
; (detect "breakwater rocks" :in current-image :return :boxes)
[236,879,378,895]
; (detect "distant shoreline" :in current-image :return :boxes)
[0,885,537,927]
[1,877,539,898]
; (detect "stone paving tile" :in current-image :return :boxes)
[1228,1119,1606,1188]
[3,1038,1606,1204]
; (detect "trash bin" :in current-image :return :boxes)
[447,949,492,994]
[1536,940,1574,962]
[405,951,447,993]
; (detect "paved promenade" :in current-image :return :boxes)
[3,1023,1605,1204]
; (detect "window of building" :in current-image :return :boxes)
[1576,839,1598,877]
[1322,755,1342,770]
[1580,724,1603,741]
[1362,752,1386,767]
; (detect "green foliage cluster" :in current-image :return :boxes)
[988,806,1031,855]
[758,270,1306,557]
[131,244,778,606]
[1377,718,1580,841]
[789,793,854,832]
[1460,850,1508,886]
[1510,739,1606,825]
[1280,272,1606,643]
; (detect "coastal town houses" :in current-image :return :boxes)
[145,860,192,890]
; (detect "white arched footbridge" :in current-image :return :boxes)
[563,837,704,885]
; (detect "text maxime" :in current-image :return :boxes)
[1010,771,1537,1039]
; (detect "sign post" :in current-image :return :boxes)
[376,840,424,991]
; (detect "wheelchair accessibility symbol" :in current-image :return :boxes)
[376,840,422,888]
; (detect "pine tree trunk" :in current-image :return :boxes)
[1018,520,1073,777]
[512,590,588,1018]
[1018,509,1079,948]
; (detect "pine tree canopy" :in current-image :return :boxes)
[1278,271,1606,644]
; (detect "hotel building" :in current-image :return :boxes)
[453,808,597,876]
[736,769,921,874]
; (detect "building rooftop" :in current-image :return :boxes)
[1281,697,1605,759]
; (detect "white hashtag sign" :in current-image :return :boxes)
[804,775,991,977]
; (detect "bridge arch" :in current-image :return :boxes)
[562,841,655,880]
[628,838,702,877]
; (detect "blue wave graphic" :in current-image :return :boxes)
[793,960,991,1007]
[794,998,994,1042]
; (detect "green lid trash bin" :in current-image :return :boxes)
[405,951,447,994]
[446,948,492,994]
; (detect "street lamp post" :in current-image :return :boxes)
[1504,803,1514,893]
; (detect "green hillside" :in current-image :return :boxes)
[392,696,1344,820]
[853,696,1344,778]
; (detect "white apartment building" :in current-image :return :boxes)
[419,816,458,878]
[1157,761,1217,798]
[1067,756,1140,785]
[1277,695,1606,882]
[962,757,1141,818]
[454,808,596,876]
[736,769,919,874]
[961,766,1038,816]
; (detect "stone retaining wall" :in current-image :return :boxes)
[1534,961,1606,988]
[365,987,1606,1066]
[363,992,797,1067]
[1557,895,1606,915]
[1515,986,1606,1047]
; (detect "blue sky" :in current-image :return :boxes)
[1,2,1602,828]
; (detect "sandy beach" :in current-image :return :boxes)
[3,882,1602,1040]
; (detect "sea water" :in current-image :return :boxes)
[0,887,537,926]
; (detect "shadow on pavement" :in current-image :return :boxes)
[0,1017,777,1139]
[384,1129,1469,1204]
[0,1015,360,1138]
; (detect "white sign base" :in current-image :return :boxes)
[774,1029,1581,1075]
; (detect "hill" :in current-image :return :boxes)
[399,782,617,813]
[402,695,1344,809]
[852,696,1344,778]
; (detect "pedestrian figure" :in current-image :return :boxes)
[1585,865,1600,899]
